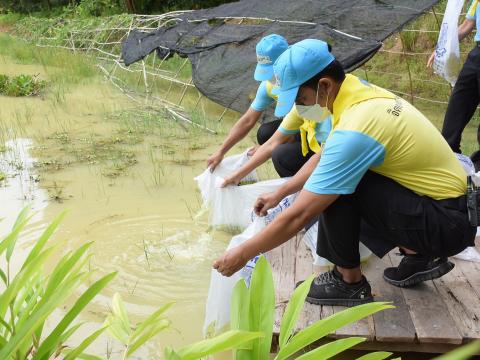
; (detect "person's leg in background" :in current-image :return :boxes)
[256,119,282,145]
[271,139,314,177]
[442,47,480,153]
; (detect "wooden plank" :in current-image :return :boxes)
[433,257,480,341]
[389,252,463,344]
[294,237,321,331]
[268,235,297,334]
[455,258,480,297]
[362,254,416,343]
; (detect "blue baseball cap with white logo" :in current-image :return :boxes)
[272,39,335,117]
[254,34,289,81]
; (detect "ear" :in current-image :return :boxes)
[318,78,332,96]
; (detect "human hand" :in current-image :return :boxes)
[221,173,241,187]
[213,246,248,277]
[254,191,281,216]
[427,50,436,68]
[207,151,224,172]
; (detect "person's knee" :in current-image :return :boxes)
[257,121,278,145]
[272,145,291,178]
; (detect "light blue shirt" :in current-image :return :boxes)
[467,0,480,42]
[250,81,275,111]
[304,130,385,195]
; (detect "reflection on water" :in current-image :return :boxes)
[0,139,48,253]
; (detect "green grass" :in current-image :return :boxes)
[0,33,97,85]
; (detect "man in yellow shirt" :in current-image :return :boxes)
[214,39,476,306]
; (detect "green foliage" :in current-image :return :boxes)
[433,341,480,360]
[226,255,393,360]
[0,207,117,360]
[104,292,173,358]
[279,274,314,348]
[75,0,124,17]
[0,73,46,96]
[165,330,264,360]
[357,352,394,360]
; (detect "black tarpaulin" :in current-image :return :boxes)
[122,0,439,117]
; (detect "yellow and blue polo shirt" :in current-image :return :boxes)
[251,80,332,152]
[467,0,480,41]
[304,75,466,200]
[250,80,278,111]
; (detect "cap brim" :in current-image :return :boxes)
[254,63,274,81]
[274,86,298,117]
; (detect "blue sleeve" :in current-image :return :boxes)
[304,130,385,194]
[467,0,477,20]
[315,116,332,144]
[250,82,275,111]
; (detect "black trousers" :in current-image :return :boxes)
[257,120,282,145]
[442,46,480,153]
[317,172,476,269]
[257,120,314,178]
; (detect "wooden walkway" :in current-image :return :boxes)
[268,235,480,354]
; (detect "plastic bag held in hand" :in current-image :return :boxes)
[195,149,258,205]
[433,0,464,86]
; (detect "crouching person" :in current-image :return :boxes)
[213,39,476,306]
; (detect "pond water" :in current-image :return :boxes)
[0,52,260,358]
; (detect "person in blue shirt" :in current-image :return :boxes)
[207,34,298,171]
[428,0,480,159]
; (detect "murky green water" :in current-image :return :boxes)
[0,51,259,358]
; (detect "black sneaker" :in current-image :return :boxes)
[383,254,454,287]
[301,267,373,307]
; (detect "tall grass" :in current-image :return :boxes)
[0,33,96,85]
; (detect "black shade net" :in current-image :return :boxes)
[122,0,439,118]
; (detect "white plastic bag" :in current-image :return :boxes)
[433,0,465,86]
[454,246,480,262]
[210,177,290,230]
[194,149,258,205]
[203,193,297,336]
[303,221,372,266]
[203,217,266,336]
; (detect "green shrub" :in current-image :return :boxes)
[0,207,117,359]
[0,73,46,96]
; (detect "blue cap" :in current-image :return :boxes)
[254,34,289,81]
[272,39,335,117]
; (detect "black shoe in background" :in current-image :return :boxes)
[301,267,373,307]
[383,254,454,287]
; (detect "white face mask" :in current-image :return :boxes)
[296,82,331,123]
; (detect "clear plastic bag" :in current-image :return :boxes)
[210,177,290,231]
[433,0,464,86]
[203,216,266,336]
[453,246,480,263]
[194,149,258,206]
[203,193,297,336]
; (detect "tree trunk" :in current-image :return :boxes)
[125,0,136,13]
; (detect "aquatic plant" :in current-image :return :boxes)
[0,207,117,359]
